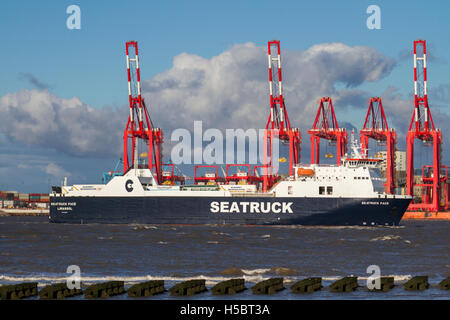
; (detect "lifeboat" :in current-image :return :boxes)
[297,168,315,176]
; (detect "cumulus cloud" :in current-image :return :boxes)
[11,42,450,165]
[432,83,450,103]
[0,89,126,157]
[371,86,450,164]
[142,42,396,135]
[44,162,71,178]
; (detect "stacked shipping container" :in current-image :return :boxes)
[0,190,50,208]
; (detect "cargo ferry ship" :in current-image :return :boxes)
[49,140,412,226]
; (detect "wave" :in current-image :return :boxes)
[0,273,415,287]
[241,268,272,275]
[370,235,402,242]
[131,225,158,231]
[0,274,256,286]
[220,267,299,276]
[270,225,402,230]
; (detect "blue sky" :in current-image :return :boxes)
[2,1,450,110]
[1,0,450,192]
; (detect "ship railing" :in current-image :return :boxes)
[230,192,275,197]
[377,193,398,199]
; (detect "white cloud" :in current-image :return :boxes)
[0,89,126,157]
[379,86,450,160]
[44,162,71,178]
[142,42,396,137]
[6,41,450,165]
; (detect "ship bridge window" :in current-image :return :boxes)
[327,186,333,195]
[319,186,325,195]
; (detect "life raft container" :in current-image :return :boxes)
[297,168,315,176]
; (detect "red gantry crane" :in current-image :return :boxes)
[307,97,348,166]
[406,39,448,212]
[123,41,164,183]
[263,40,302,192]
[360,97,397,194]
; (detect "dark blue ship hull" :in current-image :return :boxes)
[49,196,411,226]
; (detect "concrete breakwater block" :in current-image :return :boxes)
[291,277,322,293]
[330,277,358,292]
[368,277,395,292]
[169,280,207,296]
[403,276,429,291]
[251,278,284,295]
[439,277,450,290]
[39,283,83,299]
[84,281,125,299]
[211,279,246,295]
[0,282,38,300]
[127,280,165,297]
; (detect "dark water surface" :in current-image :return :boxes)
[0,216,448,299]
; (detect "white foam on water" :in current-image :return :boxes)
[131,225,158,230]
[356,274,412,282]
[272,225,391,231]
[320,276,342,281]
[211,231,231,237]
[0,273,415,287]
[0,274,224,287]
[370,235,402,242]
[241,268,272,275]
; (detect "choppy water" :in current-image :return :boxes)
[0,216,448,299]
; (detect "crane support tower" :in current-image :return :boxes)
[123,41,164,183]
[263,40,302,192]
[307,97,348,166]
[406,39,448,212]
[360,97,397,194]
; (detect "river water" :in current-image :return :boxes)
[0,216,448,299]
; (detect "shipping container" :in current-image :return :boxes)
[2,200,15,208]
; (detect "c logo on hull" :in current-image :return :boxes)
[125,180,134,192]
